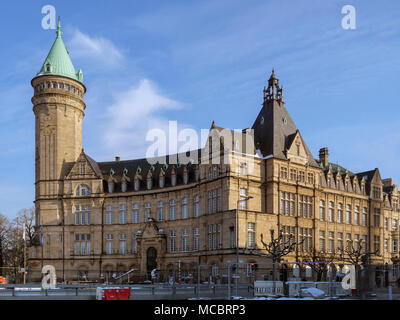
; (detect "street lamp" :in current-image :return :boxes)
[235,195,253,297]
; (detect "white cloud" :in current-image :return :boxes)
[102,79,191,160]
[68,29,124,68]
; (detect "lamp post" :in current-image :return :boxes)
[235,195,253,297]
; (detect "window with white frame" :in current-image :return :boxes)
[346,204,352,224]
[362,207,368,226]
[119,234,126,254]
[106,234,113,254]
[119,204,127,224]
[133,203,139,224]
[328,201,334,222]
[193,228,199,251]
[337,232,343,253]
[281,192,295,216]
[393,219,398,231]
[194,196,200,217]
[169,200,176,220]
[328,231,334,253]
[393,239,398,253]
[75,205,91,225]
[76,184,91,197]
[299,195,312,218]
[74,234,91,255]
[248,223,255,249]
[354,206,360,225]
[337,203,343,223]
[319,230,325,252]
[106,205,113,225]
[354,234,360,250]
[182,198,188,219]
[240,188,248,210]
[145,203,151,221]
[181,229,188,252]
[157,201,164,221]
[170,230,176,252]
[319,200,325,221]
[346,233,352,250]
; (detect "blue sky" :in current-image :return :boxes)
[0,0,399,219]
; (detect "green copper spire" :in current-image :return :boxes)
[36,17,83,83]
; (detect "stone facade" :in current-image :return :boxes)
[27,35,400,283]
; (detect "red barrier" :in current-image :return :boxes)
[102,288,131,300]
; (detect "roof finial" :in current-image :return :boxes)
[56,16,62,38]
[211,120,216,128]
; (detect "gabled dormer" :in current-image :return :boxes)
[285,130,308,165]
[65,149,102,180]
[121,168,130,192]
[134,167,142,191]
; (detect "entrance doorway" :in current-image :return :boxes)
[146,247,157,273]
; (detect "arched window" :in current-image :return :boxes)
[75,184,91,196]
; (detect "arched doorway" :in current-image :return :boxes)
[146,247,157,273]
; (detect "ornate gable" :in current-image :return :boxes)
[65,149,102,180]
[285,131,308,164]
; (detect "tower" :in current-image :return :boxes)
[31,18,86,225]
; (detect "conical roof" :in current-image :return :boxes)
[36,18,83,83]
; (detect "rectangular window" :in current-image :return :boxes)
[145,203,151,221]
[338,232,343,253]
[328,231,334,253]
[346,205,352,224]
[194,196,200,217]
[170,230,176,253]
[170,200,176,220]
[240,188,248,210]
[307,172,314,184]
[119,234,126,254]
[374,208,380,227]
[328,201,334,222]
[393,239,398,253]
[393,219,398,231]
[182,198,188,219]
[280,167,288,179]
[319,200,325,221]
[354,206,360,225]
[106,205,113,225]
[157,201,164,221]
[362,207,368,226]
[133,204,139,224]
[182,229,188,252]
[374,235,380,254]
[248,223,255,249]
[119,204,127,224]
[337,203,343,223]
[193,228,199,252]
[319,230,325,252]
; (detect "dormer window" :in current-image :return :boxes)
[171,169,177,187]
[122,182,127,193]
[183,168,189,185]
[108,182,114,193]
[159,175,165,188]
[134,179,140,191]
[147,179,152,190]
[46,64,51,72]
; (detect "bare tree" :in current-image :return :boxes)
[260,228,304,282]
[0,214,11,275]
[16,207,36,244]
[302,249,335,281]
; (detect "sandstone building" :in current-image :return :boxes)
[28,21,400,282]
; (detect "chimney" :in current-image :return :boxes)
[319,147,329,167]
[115,156,120,162]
